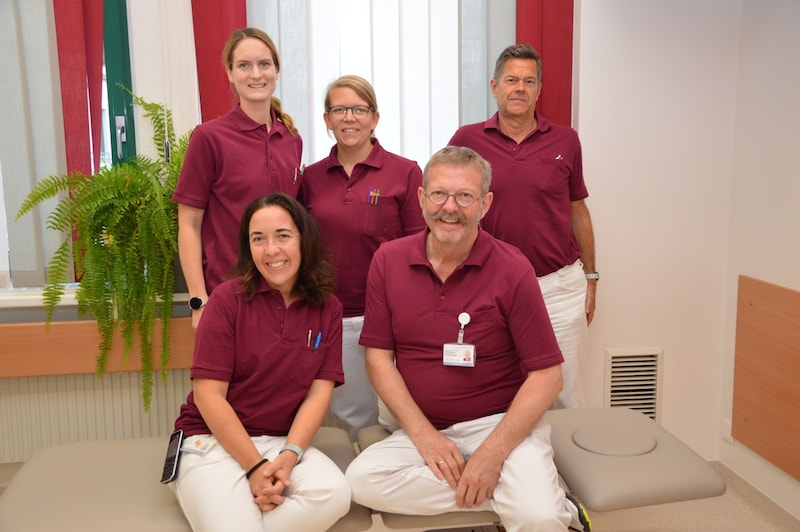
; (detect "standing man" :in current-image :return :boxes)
[449,44,597,409]
[345,146,592,531]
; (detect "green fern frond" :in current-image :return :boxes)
[15,92,192,411]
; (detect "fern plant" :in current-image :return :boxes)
[15,94,191,410]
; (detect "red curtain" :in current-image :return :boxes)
[53,0,105,175]
[190,0,247,122]
[516,0,574,126]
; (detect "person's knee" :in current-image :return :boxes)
[500,499,567,530]
[344,458,380,506]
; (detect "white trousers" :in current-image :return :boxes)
[172,435,351,532]
[329,316,379,439]
[538,260,589,409]
[345,413,572,532]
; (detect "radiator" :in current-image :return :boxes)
[0,370,191,463]
[604,347,664,422]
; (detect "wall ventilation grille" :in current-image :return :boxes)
[604,348,663,422]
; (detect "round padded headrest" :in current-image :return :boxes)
[571,423,657,456]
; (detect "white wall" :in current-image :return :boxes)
[576,0,800,519]
[720,0,800,519]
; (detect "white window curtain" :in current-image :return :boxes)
[0,0,514,292]
[248,0,512,167]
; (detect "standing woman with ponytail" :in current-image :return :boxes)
[174,28,303,329]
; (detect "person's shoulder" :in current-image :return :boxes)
[482,232,532,268]
[538,115,580,139]
[451,120,486,137]
[376,232,420,256]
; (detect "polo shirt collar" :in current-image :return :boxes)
[326,138,385,172]
[229,104,281,134]
[253,277,304,306]
[409,229,493,270]
[484,111,552,136]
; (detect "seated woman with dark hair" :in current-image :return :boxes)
[170,193,350,531]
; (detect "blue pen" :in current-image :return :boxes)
[313,332,322,350]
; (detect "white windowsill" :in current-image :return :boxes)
[0,287,189,310]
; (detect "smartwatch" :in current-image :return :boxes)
[188,297,206,310]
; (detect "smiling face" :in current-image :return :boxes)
[419,162,492,248]
[249,205,301,300]
[226,37,278,107]
[490,57,541,121]
[323,86,379,152]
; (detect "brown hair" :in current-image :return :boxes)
[232,193,336,305]
[493,43,543,84]
[222,27,298,136]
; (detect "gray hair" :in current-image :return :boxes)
[423,146,492,194]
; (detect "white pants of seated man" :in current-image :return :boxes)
[539,260,589,409]
[329,316,379,440]
[172,435,351,532]
[346,413,577,532]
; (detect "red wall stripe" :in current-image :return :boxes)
[516,0,574,126]
[190,0,247,122]
[53,0,105,175]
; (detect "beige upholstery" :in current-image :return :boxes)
[0,408,727,531]
[0,427,371,532]
[544,407,727,511]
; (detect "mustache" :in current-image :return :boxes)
[426,211,468,224]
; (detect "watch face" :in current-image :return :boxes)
[189,297,203,310]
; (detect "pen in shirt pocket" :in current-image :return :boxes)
[313,332,322,351]
[293,165,306,184]
[368,188,380,205]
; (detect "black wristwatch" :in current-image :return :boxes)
[188,297,206,310]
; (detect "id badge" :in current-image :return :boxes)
[443,342,476,367]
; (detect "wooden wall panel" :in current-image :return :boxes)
[0,317,194,378]
[733,275,800,480]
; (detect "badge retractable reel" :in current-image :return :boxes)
[443,312,475,367]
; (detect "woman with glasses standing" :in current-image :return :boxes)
[300,75,426,440]
[174,28,303,329]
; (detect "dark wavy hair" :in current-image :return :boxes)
[232,193,335,305]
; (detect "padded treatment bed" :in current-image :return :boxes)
[355,407,726,528]
[0,408,725,531]
[0,427,372,532]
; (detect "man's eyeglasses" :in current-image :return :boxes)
[327,105,374,119]
[424,190,479,208]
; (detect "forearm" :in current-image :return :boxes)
[194,382,262,471]
[177,205,208,299]
[571,200,596,273]
[478,365,562,460]
[284,380,334,451]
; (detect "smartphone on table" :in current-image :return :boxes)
[160,429,184,484]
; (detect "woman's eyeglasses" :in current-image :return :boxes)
[327,105,375,119]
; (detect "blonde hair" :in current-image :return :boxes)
[324,75,378,136]
[222,28,298,136]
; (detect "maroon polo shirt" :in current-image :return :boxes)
[300,139,425,317]
[360,230,563,429]
[173,105,303,291]
[175,278,344,438]
[449,112,588,276]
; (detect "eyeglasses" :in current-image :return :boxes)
[424,190,479,208]
[327,105,374,119]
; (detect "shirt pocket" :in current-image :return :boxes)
[360,201,401,237]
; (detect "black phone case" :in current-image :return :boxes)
[160,429,184,484]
